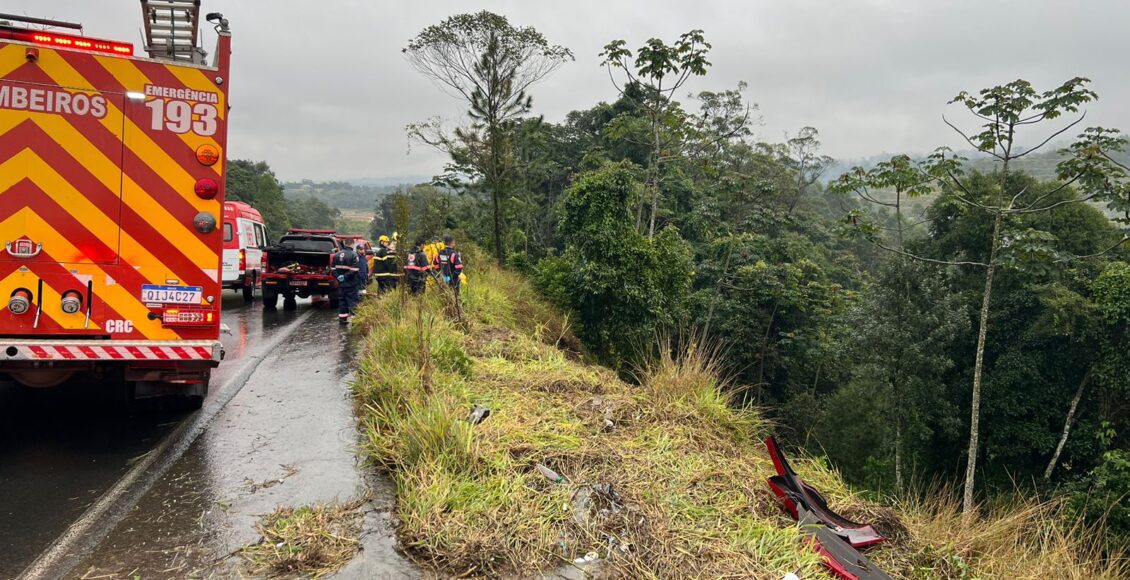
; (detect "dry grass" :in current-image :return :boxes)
[878,489,1130,579]
[352,244,1129,579]
[240,500,364,579]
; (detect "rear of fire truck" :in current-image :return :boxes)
[0,2,231,406]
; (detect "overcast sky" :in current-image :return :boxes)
[24,1,1130,182]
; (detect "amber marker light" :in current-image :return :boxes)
[196,144,220,166]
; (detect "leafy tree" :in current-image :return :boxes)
[404,11,573,264]
[777,127,835,214]
[600,30,712,237]
[1048,263,1130,485]
[225,159,290,239]
[537,162,692,364]
[828,260,967,491]
[373,185,456,245]
[286,197,340,230]
[907,174,1128,489]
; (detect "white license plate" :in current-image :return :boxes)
[141,284,203,304]
[290,280,307,287]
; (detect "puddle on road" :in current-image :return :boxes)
[72,309,419,578]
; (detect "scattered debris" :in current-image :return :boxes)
[797,507,891,580]
[242,464,300,494]
[468,404,491,425]
[573,551,599,565]
[536,463,566,484]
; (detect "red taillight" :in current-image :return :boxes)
[239,249,246,272]
[194,179,219,200]
[0,29,134,56]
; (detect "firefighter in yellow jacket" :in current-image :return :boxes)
[373,235,398,293]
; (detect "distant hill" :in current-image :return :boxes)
[345,176,432,188]
[282,177,434,210]
[965,145,1130,182]
[282,180,399,210]
[829,138,1130,183]
[828,140,1130,222]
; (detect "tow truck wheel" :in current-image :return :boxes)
[262,287,278,309]
[283,295,298,310]
[242,278,255,302]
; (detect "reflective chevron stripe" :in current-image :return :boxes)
[0,35,230,346]
[2,341,220,361]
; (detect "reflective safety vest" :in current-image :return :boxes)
[433,247,463,284]
[331,248,361,286]
[405,248,429,280]
[373,245,398,277]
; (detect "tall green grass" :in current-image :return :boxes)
[351,246,1128,579]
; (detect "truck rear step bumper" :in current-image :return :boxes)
[1,340,222,363]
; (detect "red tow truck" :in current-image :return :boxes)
[259,229,341,310]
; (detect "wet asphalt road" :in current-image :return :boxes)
[68,297,416,579]
[0,294,323,577]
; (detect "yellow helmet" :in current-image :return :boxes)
[378,235,390,244]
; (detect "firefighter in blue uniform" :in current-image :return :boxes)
[404,238,430,295]
[432,234,463,296]
[332,237,362,323]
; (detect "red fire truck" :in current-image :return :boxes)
[0,2,232,406]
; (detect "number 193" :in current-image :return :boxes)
[145,99,218,136]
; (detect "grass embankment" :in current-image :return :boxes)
[352,246,1126,578]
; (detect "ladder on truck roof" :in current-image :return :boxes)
[140,0,205,64]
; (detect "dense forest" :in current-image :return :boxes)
[371,11,1130,550]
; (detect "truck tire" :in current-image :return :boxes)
[127,374,208,411]
[242,277,255,302]
[262,287,278,309]
[283,294,298,310]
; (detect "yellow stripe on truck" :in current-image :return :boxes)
[35,49,223,208]
[30,115,216,267]
[1,150,200,290]
[0,209,177,340]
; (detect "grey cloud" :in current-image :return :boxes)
[27,0,1130,181]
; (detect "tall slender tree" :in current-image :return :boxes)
[404,11,573,264]
[600,31,711,238]
[837,78,1129,513]
[831,155,937,491]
